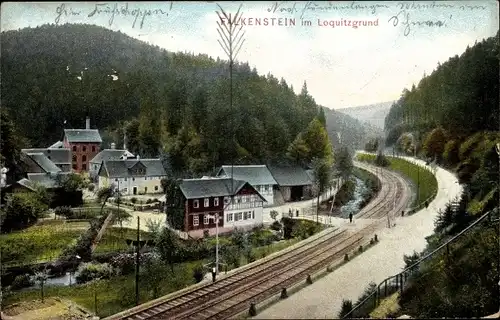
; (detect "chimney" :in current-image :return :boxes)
[123,130,127,150]
[85,117,90,129]
[111,142,116,149]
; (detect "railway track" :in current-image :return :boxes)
[354,161,410,220]
[104,162,410,320]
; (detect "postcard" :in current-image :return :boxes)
[1,1,498,320]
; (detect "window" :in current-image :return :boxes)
[238,198,242,203]
[226,213,233,222]
[236,212,242,221]
[124,178,127,181]
[214,198,219,206]
[204,198,209,207]
[145,187,148,193]
[132,178,135,181]
[224,197,230,204]
[115,179,118,182]
[82,155,87,162]
[123,188,128,193]
[82,163,86,170]
[72,146,77,152]
[252,211,255,219]
[265,185,269,192]
[72,155,77,162]
[82,146,87,152]
[92,146,96,152]
[154,186,158,191]
[242,196,247,203]
[72,164,77,170]
[193,200,199,208]
[145,177,147,181]
[193,216,199,226]
[244,212,249,220]
[204,214,209,225]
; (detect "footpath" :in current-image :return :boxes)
[254,157,462,319]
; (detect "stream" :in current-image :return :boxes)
[20,271,81,291]
[339,176,369,218]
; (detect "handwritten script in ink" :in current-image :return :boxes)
[55,2,174,29]
[388,2,487,36]
[267,1,390,19]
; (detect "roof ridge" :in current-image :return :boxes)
[64,128,100,131]
[222,164,266,167]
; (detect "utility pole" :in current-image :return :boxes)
[216,4,245,194]
[117,180,122,238]
[215,212,219,275]
[417,163,420,203]
[496,143,500,314]
[135,217,140,306]
[316,184,320,224]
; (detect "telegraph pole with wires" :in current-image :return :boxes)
[214,3,245,276]
[216,3,246,194]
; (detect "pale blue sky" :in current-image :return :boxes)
[1,1,498,109]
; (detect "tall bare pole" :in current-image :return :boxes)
[215,3,245,276]
[216,4,246,194]
[135,217,140,306]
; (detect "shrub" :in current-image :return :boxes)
[146,199,152,204]
[338,299,353,318]
[203,230,210,238]
[193,264,205,283]
[10,274,34,290]
[374,152,390,167]
[270,220,282,232]
[54,206,74,219]
[88,184,95,192]
[130,197,137,204]
[110,252,155,275]
[75,262,116,284]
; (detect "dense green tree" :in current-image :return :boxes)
[385,33,499,141]
[442,139,461,167]
[1,192,48,232]
[335,146,353,180]
[286,133,310,166]
[153,227,181,273]
[423,127,448,162]
[55,173,85,193]
[317,107,326,127]
[0,108,27,184]
[312,157,331,197]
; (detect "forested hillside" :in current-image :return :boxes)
[380,31,499,318]
[339,101,393,130]
[384,34,499,144]
[1,23,368,175]
[324,108,382,152]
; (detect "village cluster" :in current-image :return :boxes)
[1,117,343,237]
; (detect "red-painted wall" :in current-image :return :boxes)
[64,138,100,173]
[184,196,225,231]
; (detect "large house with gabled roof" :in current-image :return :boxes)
[21,148,72,172]
[89,142,135,180]
[179,177,266,233]
[20,150,64,174]
[216,165,277,206]
[97,157,167,195]
[63,117,102,173]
